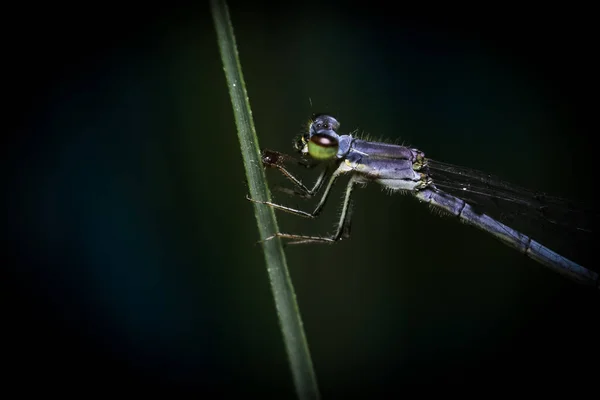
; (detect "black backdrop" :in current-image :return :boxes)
[5,1,598,396]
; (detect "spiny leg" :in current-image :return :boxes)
[273,166,331,199]
[273,176,358,244]
[261,149,331,198]
[248,170,341,219]
[262,149,320,170]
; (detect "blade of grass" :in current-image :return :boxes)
[210,1,320,399]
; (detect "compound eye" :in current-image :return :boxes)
[308,134,339,160]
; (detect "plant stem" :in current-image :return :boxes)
[210,1,320,399]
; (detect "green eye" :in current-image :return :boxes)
[308,134,339,160]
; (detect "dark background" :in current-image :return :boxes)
[5,1,598,396]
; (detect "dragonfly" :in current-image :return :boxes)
[249,114,598,289]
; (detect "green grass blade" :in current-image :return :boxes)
[210,1,320,399]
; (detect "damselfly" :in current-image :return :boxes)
[249,115,598,289]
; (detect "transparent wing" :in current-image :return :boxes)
[425,159,597,268]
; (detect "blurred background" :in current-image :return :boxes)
[4,1,599,396]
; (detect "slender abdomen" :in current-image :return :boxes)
[414,187,599,288]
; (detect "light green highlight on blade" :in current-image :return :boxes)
[210,1,321,399]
